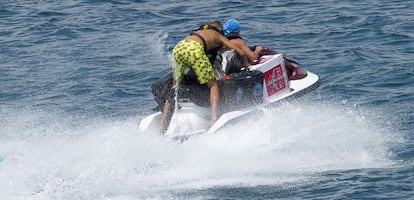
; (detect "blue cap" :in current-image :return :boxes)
[223,19,240,36]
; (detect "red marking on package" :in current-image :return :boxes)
[263,64,286,96]
[259,57,271,64]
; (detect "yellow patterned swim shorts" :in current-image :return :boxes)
[172,39,214,84]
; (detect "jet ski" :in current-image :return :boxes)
[139,47,320,139]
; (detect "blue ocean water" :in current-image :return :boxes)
[1,0,413,199]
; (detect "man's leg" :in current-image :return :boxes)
[207,79,219,126]
[159,100,171,133]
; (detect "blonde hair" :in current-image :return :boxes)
[206,19,222,29]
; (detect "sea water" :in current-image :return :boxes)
[1,1,413,199]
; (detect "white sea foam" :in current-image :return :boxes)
[0,98,402,199]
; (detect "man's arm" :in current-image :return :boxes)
[238,40,263,63]
[218,34,246,58]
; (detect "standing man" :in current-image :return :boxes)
[159,20,246,132]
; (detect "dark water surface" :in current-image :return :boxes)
[1,1,413,199]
